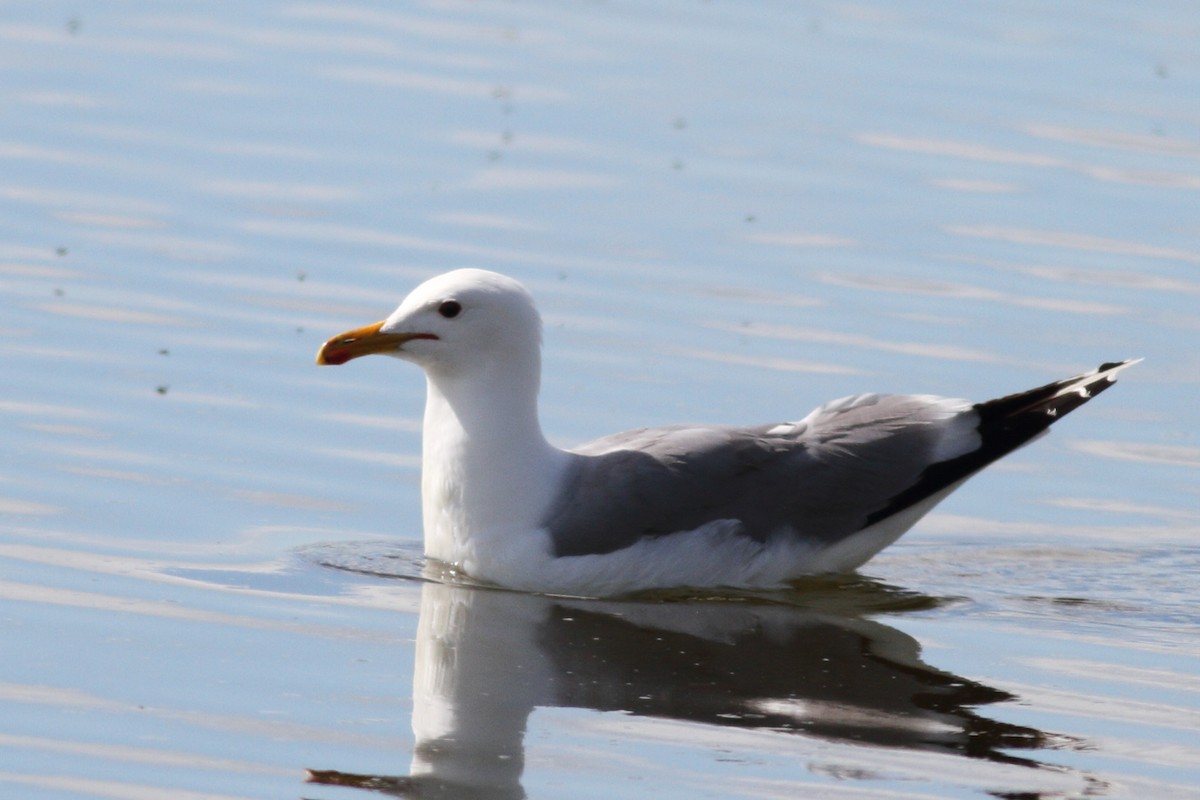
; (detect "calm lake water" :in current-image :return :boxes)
[2,2,1198,798]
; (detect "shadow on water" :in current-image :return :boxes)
[305,545,1099,800]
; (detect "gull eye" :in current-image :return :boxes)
[438,300,462,319]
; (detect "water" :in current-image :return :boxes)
[2,1,1198,798]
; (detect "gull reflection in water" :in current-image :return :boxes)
[308,578,1080,799]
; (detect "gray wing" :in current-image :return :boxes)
[543,393,980,557]
[541,360,1136,559]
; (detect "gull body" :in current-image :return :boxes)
[318,269,1136,597]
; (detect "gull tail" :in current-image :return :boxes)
[974,359,1141,430]
[944,358,1141,482]
[865,359,1140,527]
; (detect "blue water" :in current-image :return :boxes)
[2,2,1198,798]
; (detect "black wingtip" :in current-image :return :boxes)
[974,359,1139,427]
[864,360,1138,528]
[966,357,1140,474]
[1098,358,1142,373]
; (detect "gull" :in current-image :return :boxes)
[317,268,1136,597]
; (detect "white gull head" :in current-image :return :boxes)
[380,269,543,377]
[317,269,567,574]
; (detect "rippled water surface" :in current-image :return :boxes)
[2,2,1198,798]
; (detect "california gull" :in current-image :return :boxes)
[317,268,1137,596]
